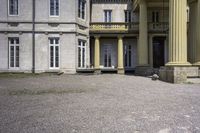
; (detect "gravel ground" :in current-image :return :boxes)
[0,74,200,133]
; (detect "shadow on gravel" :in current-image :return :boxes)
[7,88,96,96]
[0,73,57,79]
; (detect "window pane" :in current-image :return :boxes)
[50,0,59,16]
[81,1,85,19]
[50,39,54,44]
[82,47,85,67]
[10,46,14,67]
[16,38,19,44]
[9,0,18,15]
[55,46,59,67]
[16,46,19,67]
[55,38,59,44]
[125,11,127,22]
[78,47,81,67]
[56,0,59,15]
[10,38,14,44]
[50,46,54,67]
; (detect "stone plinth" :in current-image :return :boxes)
[135,66,153,76]
[159,66,199,83]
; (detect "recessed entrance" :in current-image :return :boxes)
[124,44,132,68]
[153,37,166,68]
[103,44,112,67]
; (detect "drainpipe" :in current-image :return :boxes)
[32,0,35,73]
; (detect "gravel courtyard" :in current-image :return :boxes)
[0,74,200,133]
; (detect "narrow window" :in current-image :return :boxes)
[78,40,86,68]
[9,0,18,15]
[104,10,112,22]
[78,0,86,19]
[152,11,159,23]
[125,10,132,23]
[49,38,59,68]
[50,0,59,16]
[9,38,19,68]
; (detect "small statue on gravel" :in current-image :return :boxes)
[152,74,159,81]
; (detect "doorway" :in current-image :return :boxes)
[103,44,112,67]
[153,37,166,68]
[124,44,132,68]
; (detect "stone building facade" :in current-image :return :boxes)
[0,0,200,83]
[0,0,90,73]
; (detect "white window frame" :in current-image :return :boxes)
[8,37,20,69]
[78,40,86,68]
[78,0,86,20]
[8,0,19,16]
[49,0,60,17]
[49,38,60,69]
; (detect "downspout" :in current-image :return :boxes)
[32,0,35,73]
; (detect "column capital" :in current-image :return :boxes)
[117,35,124,39]
[94,35,100,39]
[139,0,146,4]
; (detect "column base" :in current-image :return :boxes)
[117,68,125,74]
[159,66,199,83]
[135,65,153,76]
[193,62,200,67]
[165,62,191,66]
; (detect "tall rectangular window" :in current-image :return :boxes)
[50,0,59,16]
[125,10,132,23]
[49,38,59,68]
[78,40,86,68]
[78,0,86,19]
[9,0,18,15]
[152,11,159,22]
[104,10,112,22]
[9,38,19,68]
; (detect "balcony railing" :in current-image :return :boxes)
[148,22,169,32]
[90,22,139,32]
[90,22,170,33]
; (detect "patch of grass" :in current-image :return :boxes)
[8,88,94,96]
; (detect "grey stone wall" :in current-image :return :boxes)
[0,0,90,73]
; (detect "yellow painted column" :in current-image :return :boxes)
[138,0,148,66]
[166,0,191,66]
[94,36,100,69]
[117,36,124,74]
[194,0,200,66]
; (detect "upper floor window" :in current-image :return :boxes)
[9,0,18,16]
[78,0,86,19]
[125,10,132,23]
[50,0,59,16]
[152,11,159,23]
[104,10,112,22]
[9,37,19,68]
